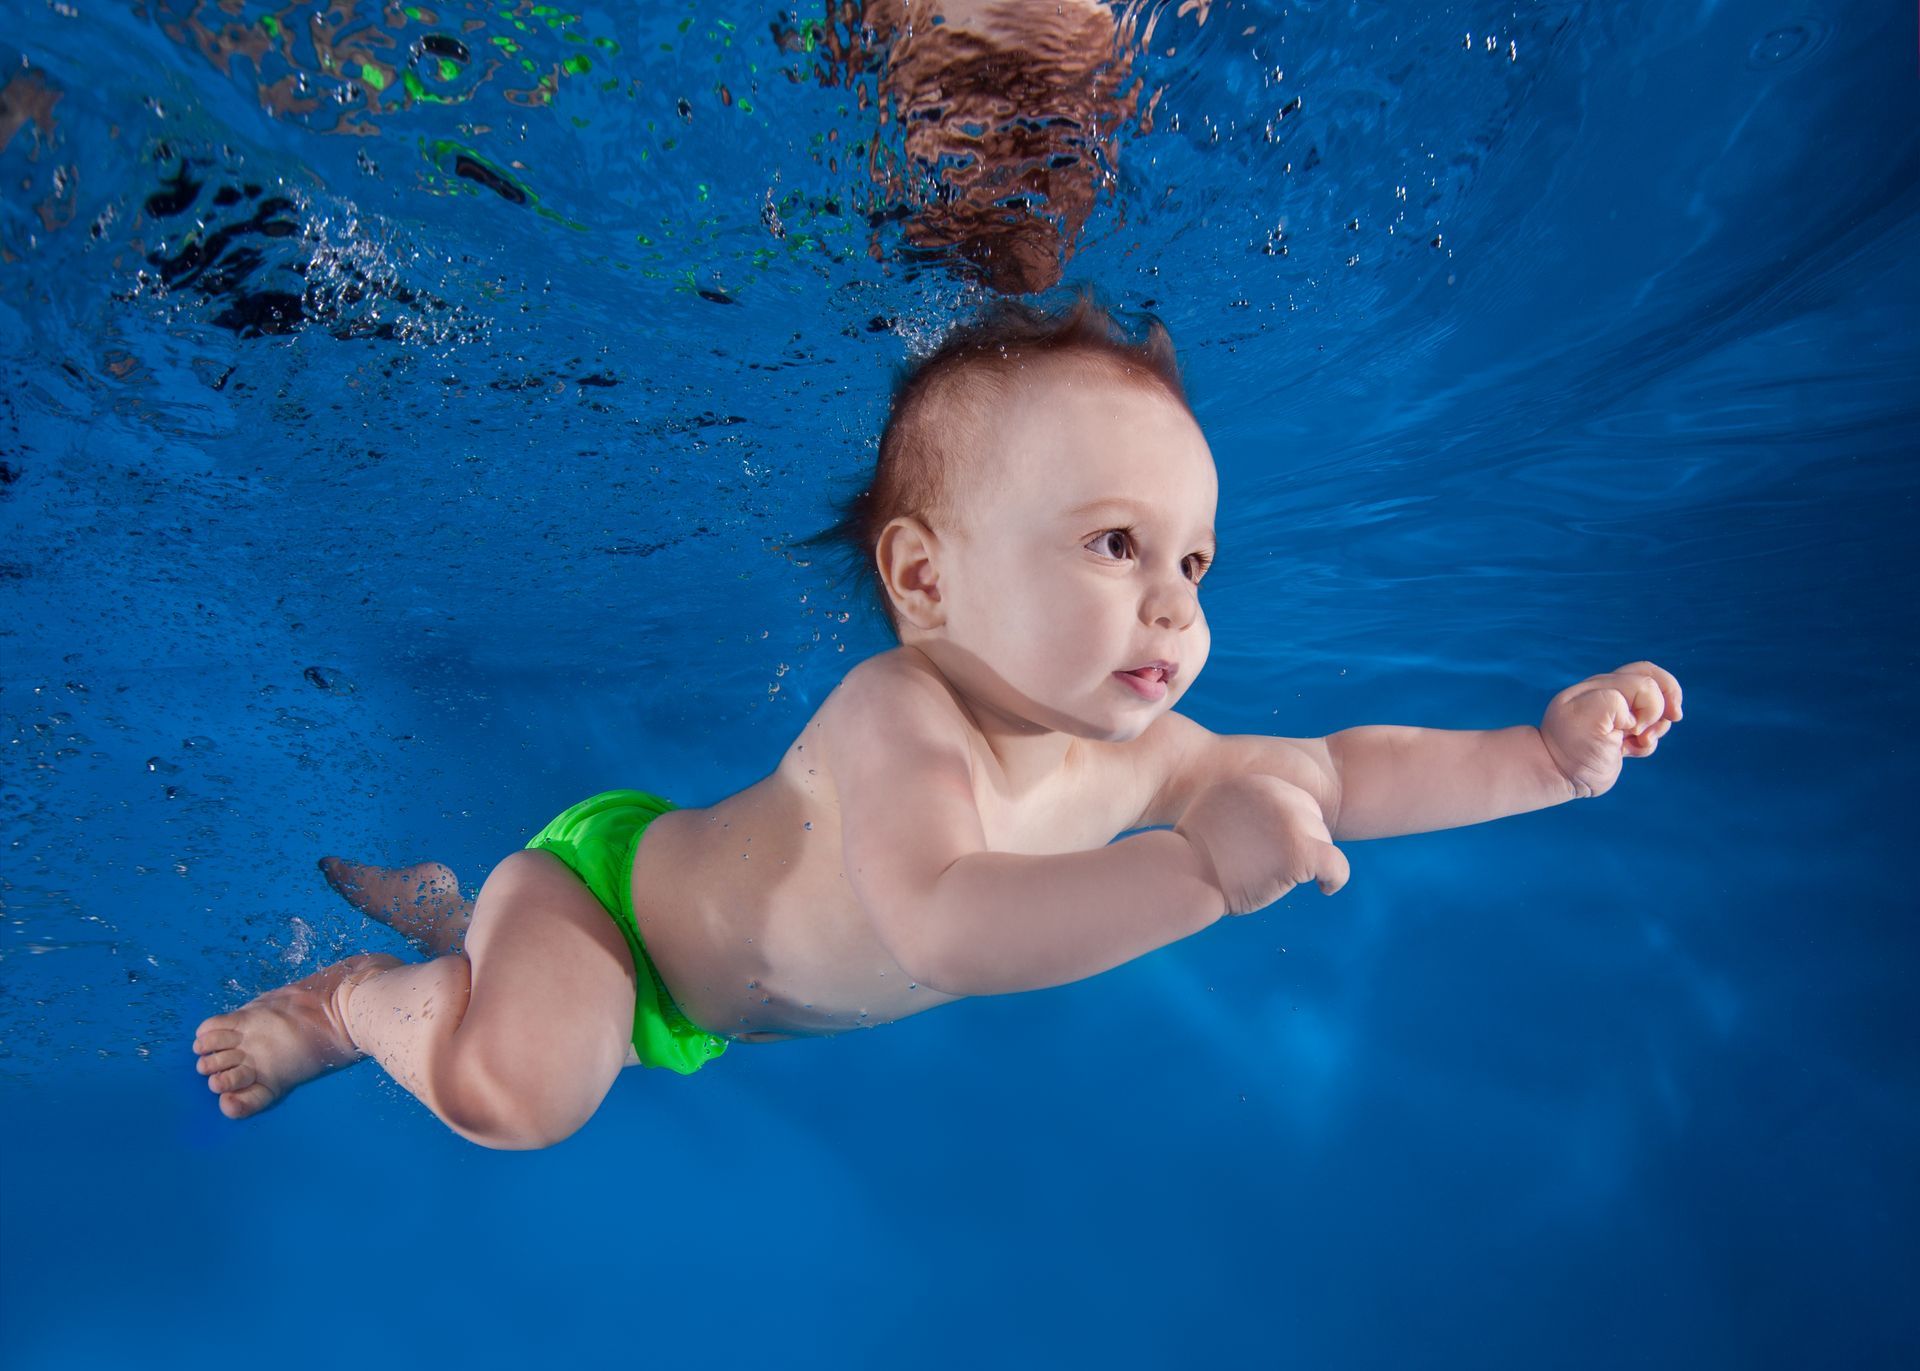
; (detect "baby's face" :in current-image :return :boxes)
[929,365,1217,742]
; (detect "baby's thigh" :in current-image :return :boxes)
[460,849,638,1117]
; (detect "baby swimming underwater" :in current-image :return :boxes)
[191,295,1685,1150]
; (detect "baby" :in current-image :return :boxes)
[192,294,1684,1149]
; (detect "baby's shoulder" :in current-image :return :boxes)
[824,646,964,717]
[813,647,975,756]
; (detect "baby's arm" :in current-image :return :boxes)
[826,659,1224,998]
[1325,661,1685,839]
[1325,724,1573,841]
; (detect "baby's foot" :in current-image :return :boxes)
[319,856,470,956]
[193,953,402,1120]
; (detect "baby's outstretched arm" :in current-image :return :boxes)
[1326,660,1685,840]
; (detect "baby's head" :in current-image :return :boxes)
[805,292,1216,740]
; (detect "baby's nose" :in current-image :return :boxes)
[1144,582,1198,629]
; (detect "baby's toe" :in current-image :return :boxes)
[209,1061,258,1094]
[193,1020,239,1052]
[220,1084,274,1119]
[197,1047,243,1076]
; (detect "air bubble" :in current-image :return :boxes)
[1747,20,1827,70]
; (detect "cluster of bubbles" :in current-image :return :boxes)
[122,145,486,347]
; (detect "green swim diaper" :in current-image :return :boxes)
[524,788,729,1075]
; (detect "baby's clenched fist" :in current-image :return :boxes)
[1176,772,1350,917]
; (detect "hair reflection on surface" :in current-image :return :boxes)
[789,0,1201,294]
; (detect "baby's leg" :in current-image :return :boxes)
[344,849,637,1147]
[196,849,638,1149]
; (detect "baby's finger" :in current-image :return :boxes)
[1628,717,1673,752]
[1615,661,1683,720]
[1316,840,1351,896]
[1626,675,1665,729]
[1590,687,1638,735]
[1592,673,1663,730]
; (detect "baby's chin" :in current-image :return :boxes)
[1081,681,1182,742]
[994,689,1152,744]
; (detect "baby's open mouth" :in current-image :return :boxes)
[1113,666,1170,701]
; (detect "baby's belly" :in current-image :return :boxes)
[628,796,959,1042]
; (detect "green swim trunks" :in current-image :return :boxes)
[523,788,729,1075]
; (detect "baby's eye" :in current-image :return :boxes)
[1086,529,1211,583]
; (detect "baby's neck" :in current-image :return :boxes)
[898,643,1081,797]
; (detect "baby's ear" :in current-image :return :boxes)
[875,515,945,629]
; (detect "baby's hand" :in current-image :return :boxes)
[1176,773,1350,917]
[1540,661,1685,800]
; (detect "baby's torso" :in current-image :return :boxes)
[629,657,1153,1043]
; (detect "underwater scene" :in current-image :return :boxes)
[2,1,1916,1366]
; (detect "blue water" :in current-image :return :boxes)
[3,1,1915,1366]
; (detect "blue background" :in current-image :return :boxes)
[2,2,1914,1366]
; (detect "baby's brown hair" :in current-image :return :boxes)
[799,289,1191,639]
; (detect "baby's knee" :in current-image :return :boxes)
[433,1053,599,1151]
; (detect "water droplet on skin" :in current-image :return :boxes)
[908,982,918,990]
[746,980,758,989]
[761,996,770,1004]
[802,821,812,830]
